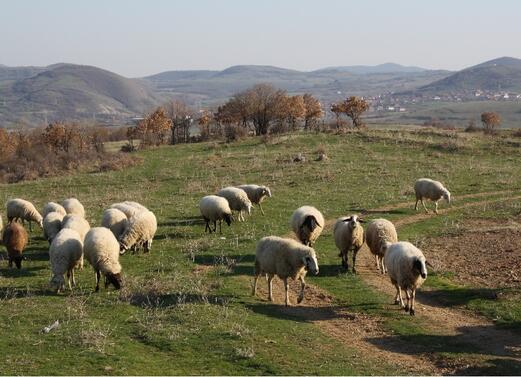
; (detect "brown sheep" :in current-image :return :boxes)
[3,222,28,269]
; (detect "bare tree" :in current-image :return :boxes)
[303,93,323,130]
[164,100,193,144]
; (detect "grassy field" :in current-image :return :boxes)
[0,128,520,375]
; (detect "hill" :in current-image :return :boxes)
[313,62,427,74]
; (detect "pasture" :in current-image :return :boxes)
[0,128,520,375]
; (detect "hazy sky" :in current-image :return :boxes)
[1,0,520,77]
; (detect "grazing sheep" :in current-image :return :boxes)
[217,187,252,222]
[199,195,233,234]
[290,205,324,246]
[384,241,427,316]
[49,229,83,293]
[109,202,142,219]
[42,202,67,218]
[101,208,128,240]
[252,236,319,306]
[237,184,272,215]
[2,222,28,269]
[414,178,451,214]
[333,215,365,273]
[365,218,398,274]
[119,210,157,254]
[43,211,65,244]
[84,227,123,291]
[62,198,85,218]
[62,214,90,269]
[6,198,43,232]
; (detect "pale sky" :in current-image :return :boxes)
[1,0,520,77]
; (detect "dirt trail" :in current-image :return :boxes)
[267,190,521,374]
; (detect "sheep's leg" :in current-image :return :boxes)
[252,274,259,296]
[297,276,306,304]
[259,203,265,215]
[28,220,33,232]
[352,248,359,274]
[375,255,380,271]
[213,220,217,233]
[341,250,348,270]
[95,270,101,292]
[434,200,439,214]
[395,285,405,308]
[404,289,411,312]
[380,257,386,274]
[410,288,416,316]
[204,220,210,233]
[71,268,76,287]
[218,220,222,234]
[414,199,419,211]
[421,199,429,213]
[267,275,274,302]
[284,278,290,307]
[67,270,72,291]
[8,258,13,268]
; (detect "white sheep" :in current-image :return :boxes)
[290,205,324,246]
[217,187,252,222]
[384,241,427,316]
[6,198,43,231]
[199,195,233,234]
[42,202,67,218]
[237,184,272,215]
[252,236,319,306]
[84,227,123,291]
[333,215,365,273]
[62,214,90,269]
[365,218,398,274]
[119,210,157,254]
[414,178,451,214]
[101,208,128,240]
[49,228,83,293]
[109,202,142,219]
[43,211,65,244]
[62,198,85,218]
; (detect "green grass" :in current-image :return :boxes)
[0,129,520,374]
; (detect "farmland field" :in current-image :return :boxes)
[0,128,520,375]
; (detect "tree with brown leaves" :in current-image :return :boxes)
[342,96,369,128]
[303,93,323,130]
[481,112,501,134]
[330,102,345,130]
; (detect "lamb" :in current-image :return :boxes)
[101,208,129,240]
[119,209,157,254]
[109,202,142,219]
[49,228,83,293]
[199,195,233,234]
[252,236,319,306]
[43,211,65,244]
[237,184,272,215]
[6,198,43,232]
[333,215,365,273]
[62,198,85,218]
[42,202,67,218]
[84,227,123,291]
[365,218,398,274]
[217,187,252,222]
[414,178,451,214]
[2,222,28,269]
[384,241,427,316]
[290,205,324,246]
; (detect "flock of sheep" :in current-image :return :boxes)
[199,178,450,315]
[1,177,450,317]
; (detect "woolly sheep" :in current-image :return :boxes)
[365,218,398,274]
[333,215,365,273]
[84,227,123,291]
[252,236,319,306]
[62,198,85,218]
[109,202,142,219]
[62,214,90,269]
[237,184,272,215]
[384,241,427,316]
[217,187,252,222]
[119,210,157,254]
[42,202,67,218]
[199,195,233,234]
[6,198,43,232]
[49,228,83,293]
[414,178,451,214]
[290,205,324,246]
[43,211,65,244]
[3,222,28,269]
[101,208,128,240]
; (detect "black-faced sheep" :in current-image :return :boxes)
[119,210,157,254]
[199,195,233,234]
[333,215,365,273]
[290,205,324,246]
[414,178,451,214]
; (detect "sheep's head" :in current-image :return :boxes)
[50,275,65,293]
[263,187,272,198]
[303,215,321,233]
[342,215,365,229]
[413,257,427,279]
[303,253,319,275]
[443,190,451,204]
[119,240,129,255]
[224,213,233,226]
[105,272,122,290]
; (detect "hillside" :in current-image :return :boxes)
[314,62,427,74]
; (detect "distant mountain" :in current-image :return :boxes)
[414,57,521,94]
[314,63,428,74]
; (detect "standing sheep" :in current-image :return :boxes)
[252,236,319,306]
[217,187,252,222]
[414,178,451,214]
[62,198,85,218]
[237,184,272,215]
[384,241,427,316]
[290,205,324,246]
[42,202,67,218]
[119,210,157,254]
[333,215,365,273]
[199,195,233,234]
[84,227,123,291]
[101,208,129,240]
[49,229,83,293]
[365,218,398,274]
[2,222,28,269]
[6,198,43,232]
[43,211,65,244]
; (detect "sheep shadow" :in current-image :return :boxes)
[127,292,234,309]
[159,216,205,227]
[247,302,354,323]
[314,263,349,277]
[418,287,501,308]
